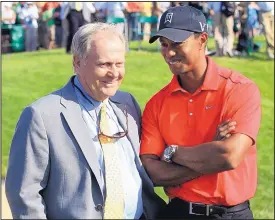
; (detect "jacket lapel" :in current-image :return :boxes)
[109,99,141,156]
[60,77,104,198]
[60,78,155,203]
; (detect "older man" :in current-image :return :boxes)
[5,23,165,219]
[140,5,261,219]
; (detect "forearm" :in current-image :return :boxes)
[141,155,201,187]
[172,141,232,174]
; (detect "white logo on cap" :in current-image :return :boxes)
[199,22,208,32]
[164,13,173,23]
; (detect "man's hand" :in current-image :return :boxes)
[160,120,236,161]
[214,119,236,141]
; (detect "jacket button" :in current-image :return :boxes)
[95,204,103,211]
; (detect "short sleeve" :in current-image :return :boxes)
[140,98,166,157]
[223,83,261,144]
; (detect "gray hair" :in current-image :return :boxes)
[71,22,126,58]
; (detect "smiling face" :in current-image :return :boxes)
[159,33,207,75]
[74,31,126,102]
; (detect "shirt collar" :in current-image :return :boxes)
[74,75,102,109]
[169,56,220,93]
[200,56,220,91]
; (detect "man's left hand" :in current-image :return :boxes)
[214,119,237,141]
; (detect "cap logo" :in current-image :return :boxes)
[164,13,173,24]
[199,22,208,32]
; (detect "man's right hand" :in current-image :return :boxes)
[214,119,237,141]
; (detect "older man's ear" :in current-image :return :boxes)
[73,56,81,74]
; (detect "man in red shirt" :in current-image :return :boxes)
[140,5,261,219]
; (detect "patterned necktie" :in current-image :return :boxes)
[98,103,125,219]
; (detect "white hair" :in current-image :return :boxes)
[71,22,126,58]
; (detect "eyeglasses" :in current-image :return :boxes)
[72,77,128,141]
[96,106,128,141]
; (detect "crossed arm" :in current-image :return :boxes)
[140,154,202,187]
[171,133,253,174]
[141,131,254,187]
[140,120,245,186]
[140,84,261,187]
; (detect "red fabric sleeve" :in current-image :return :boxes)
[140,98,166,157]
[222,83,261,144]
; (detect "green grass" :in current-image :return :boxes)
[2,36,274,219]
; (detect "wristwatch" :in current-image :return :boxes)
[163,145,178,163]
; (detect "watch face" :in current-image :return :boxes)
[165,146,173,157]
[167,146,173,155]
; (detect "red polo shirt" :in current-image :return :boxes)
[140,57,261,206]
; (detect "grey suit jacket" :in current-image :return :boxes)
[5,76,166,219]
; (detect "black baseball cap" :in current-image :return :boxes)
[149,5,208,44]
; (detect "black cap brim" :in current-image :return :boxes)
[149,28,194,44]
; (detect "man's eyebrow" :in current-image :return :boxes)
[97,60,108,63]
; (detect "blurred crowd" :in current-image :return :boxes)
[1,1,274,58]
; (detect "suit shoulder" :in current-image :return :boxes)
[28,88,63,112]
[111,90,134,104]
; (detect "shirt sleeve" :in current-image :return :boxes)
[140,98,166,157]
[42,11,48,21]
[222,83,261,144]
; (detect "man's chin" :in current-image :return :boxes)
[169,66,185,74]
[101,88,119,98]
[171,70,187,76]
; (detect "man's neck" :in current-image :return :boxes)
[178,58,208,94]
